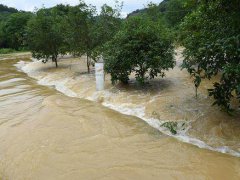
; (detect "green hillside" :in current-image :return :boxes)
[127,0,197,28]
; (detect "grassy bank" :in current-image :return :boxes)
[0,48,29,54]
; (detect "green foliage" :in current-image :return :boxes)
[2,12,32,50]
[104,16,175,85]
[128,0,197,29]
[209,63,240,111]
[64,1,122,72]
[0,4,18,14]
[180,0,240,111]
[164,0,197,27]
[65,2,93,56]
[0,6,18,24]
[0,4,31,50]
[27,6,68,67]
[92,3,123,58]
[0,48,27,54]
[145,2,163,22]
[0,22,6,48]
[161,122,178,135]
[0,48,15,54]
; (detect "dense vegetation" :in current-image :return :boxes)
[0,4,32,52]
[128,0,197,28]
[104,16,175,84]
[180,0,240,111]
[129,0,239,111]
[0,0,239,112]
[0,4,18,14]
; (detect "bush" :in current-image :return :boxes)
[104,16,175,85]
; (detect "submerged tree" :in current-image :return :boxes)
[66,1,122,73]
[104,16,175,85]
[65,2,96,73]
[27,5,68,68]
[180,0,240,111]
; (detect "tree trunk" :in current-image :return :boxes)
[195,87,198,99]
[139,65,146,82]
[55,58,58,68]
[140,71,145,81]
[52,56,58,68]
[87,54,90,73]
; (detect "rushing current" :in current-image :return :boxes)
[0,51,240,179]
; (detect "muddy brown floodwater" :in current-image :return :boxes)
[0,51,240,180]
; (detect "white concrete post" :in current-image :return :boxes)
[95,59,104,91]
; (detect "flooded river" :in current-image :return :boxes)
[0,51,240,179]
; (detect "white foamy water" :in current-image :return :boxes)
[15,60,240,158]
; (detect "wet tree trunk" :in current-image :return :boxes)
[52,55,58,68]
[87,54,90,73]
[195,86,198,99]
[139,64,146,84]
[55,58,58,68]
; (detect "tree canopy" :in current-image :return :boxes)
[104,16,175,84]
[27,6,67,67]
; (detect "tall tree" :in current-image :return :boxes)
[65,3,90,57]
[27,6,68,68]
[66,1,122,73]
[65,2,97,73]
[86,2,123,72]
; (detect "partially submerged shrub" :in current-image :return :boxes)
[179,0,240,112]
[161,121,178,135]
[104,16,175,85]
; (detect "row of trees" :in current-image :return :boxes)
[27,2,122,71]
[0,2,133,72]
[26,1,175,85]
[1,0,239,112]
